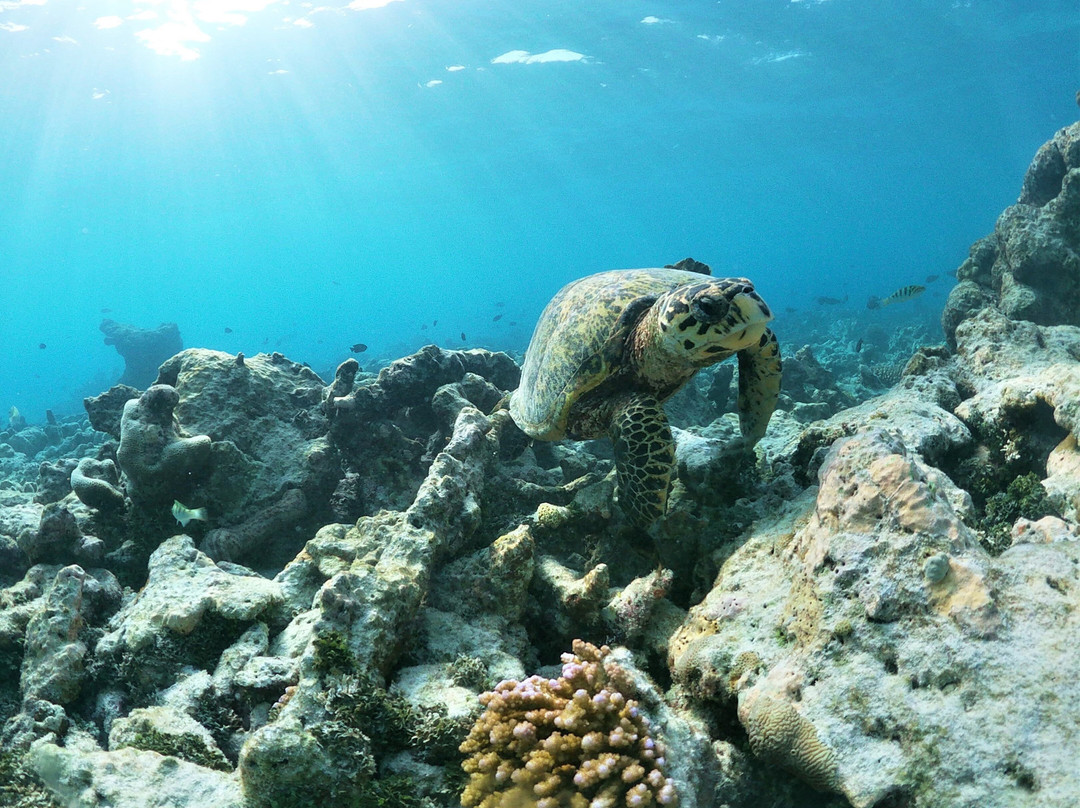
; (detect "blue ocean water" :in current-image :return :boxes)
[0,0,1076,422]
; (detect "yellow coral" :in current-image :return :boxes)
[460,640,677,808]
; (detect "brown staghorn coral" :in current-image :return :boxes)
[460,639,677,808]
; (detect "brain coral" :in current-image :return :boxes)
[743,694,839,792]
[460,639,677,808]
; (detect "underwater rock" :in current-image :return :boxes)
[948,309,1080,539]
[431,372,507,431]
[156,349,335,523]
[100,319,183,389]
[602,566,675,644]
[34,459,78,505]
[236,404,506,805]
[427,522,535,622]
[5,426,50,457]
[942,121,1080,345]
[2,699,68,752]
[0,536,28,586]
[793,365,971,484]
[2,563,120,749]
[116,385,212,506]
[670,423,1080,807]
[20,565,91,705]
[94,535,282,698]
[530,553,610,639]
[83,384,141,440]
[200,488,308,565]
[326,345,520,518]
[20,503,83,565]
[776,345,856,419]
[108,705,231,771]
[30,743,243,808]
[327,345,519,422]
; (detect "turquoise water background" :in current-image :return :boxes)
[1,0,1076,421]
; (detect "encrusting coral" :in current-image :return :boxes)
[459,639,677,808]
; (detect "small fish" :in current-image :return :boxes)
[460,332,467,341]
[784,306,797,314]
[262,338,269,345]
[925,274,940,283]
[868,284,926,309]
[331,280,341,286]
[100,307,112,314]
[224,327,233,333]
[433,319,438,326]
[495,301,505,308]
[350,343,368,353]
[171,500,208,527]
[855,338,863,352]
[38,342,46,349]
[493,314,503,322]
[815,295,848,306]
[421,324,428,331]
[509,321,517,326]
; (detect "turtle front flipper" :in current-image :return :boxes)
[609,392,676,530]
[737,327,782,446]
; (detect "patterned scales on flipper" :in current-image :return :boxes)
[738,328,783,443]
[610,393,676,530]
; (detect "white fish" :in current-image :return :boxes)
[172,500,208,527]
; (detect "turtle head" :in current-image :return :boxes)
[656,278,774,366]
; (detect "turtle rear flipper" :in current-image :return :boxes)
[610,392,676,530]
[737,327,782,446]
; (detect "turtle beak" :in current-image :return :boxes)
[731,292,773,326]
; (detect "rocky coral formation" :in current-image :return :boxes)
[115,384,212,505]
[460,639,677,808]
[325,344,520,519]
[100,319,183,389]
[671,420,1080,807]
[942,121,1080,345]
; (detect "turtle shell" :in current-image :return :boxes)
[510,267,716,440]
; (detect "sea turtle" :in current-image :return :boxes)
[509,264,781,529]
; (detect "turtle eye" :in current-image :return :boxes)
[691,295,729,323]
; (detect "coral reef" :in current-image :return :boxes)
[1,125,1079,808]
[459,639,677,808]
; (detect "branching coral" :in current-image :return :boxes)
[460,640,677,808]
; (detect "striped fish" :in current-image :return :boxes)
[867,284,925,309]
[172,500,208,527]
